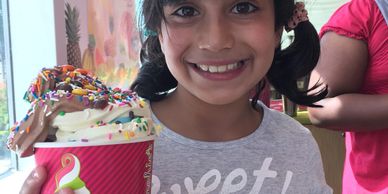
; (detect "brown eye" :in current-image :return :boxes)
[173,6,199,17]
[232,2,258,14]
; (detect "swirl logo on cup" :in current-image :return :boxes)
[54,153,90,193]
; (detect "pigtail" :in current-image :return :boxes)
[266,20,328,107]
[130,36,177,101]
[131,0,178,101]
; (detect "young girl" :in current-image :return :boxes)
[21,0,331,193]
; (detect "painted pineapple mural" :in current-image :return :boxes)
[82,34,96,73]
[65,2,82,68]
[63,0,140,88]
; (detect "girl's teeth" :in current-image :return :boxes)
[196,63,240,73]
[209,66,218,73]
[199,64,208,71]
[227,63,238,70]
[218,65,227,72]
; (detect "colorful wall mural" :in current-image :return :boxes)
[65,0,140,89]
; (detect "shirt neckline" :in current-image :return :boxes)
[151,102,270,150]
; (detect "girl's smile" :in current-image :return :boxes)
[189,58,250,81]
[159,0,280,105]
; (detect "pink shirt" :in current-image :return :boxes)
[320,0,388,193]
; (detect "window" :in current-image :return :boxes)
[0,0,15,179]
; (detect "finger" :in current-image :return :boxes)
[57,188,75,194]
[19,145,34,158]
[20,166,47,194]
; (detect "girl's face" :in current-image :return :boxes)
[158,0,281,105]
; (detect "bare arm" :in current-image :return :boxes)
[308,32,388,131]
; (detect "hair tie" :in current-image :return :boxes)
[143,29,158,37]
[285,2,309,32]
[135,0,157,38]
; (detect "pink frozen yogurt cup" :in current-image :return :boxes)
[34,136,154,194]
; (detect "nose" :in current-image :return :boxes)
[197,17,234,52]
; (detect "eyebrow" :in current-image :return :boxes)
[161,0,187,6]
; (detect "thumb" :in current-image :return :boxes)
[57,188,75,194]
[20,166,47,194]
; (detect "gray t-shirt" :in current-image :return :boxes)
[151,103,333,194]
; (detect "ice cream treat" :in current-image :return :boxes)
[7,65,157,193]
[7,64,157,157]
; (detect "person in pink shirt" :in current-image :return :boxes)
[308,0,388,193]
